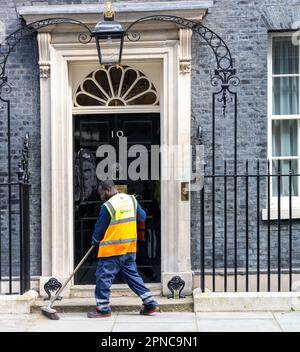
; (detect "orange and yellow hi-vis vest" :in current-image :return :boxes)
[98,193,138,258]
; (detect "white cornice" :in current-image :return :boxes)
[18,2,213,16]
[17,1,213,29]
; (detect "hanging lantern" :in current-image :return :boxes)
[91,1,125,65]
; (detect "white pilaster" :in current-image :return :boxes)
[161,29,193,296]
[179,28,192,74]
[37,32,52,276]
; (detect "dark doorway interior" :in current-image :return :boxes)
[73,113,161,284]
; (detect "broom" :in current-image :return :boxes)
[41,245,95,320]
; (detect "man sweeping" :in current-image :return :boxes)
[87,180,160,318]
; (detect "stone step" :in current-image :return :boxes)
[70,283,162,298]
[31,296,194,314]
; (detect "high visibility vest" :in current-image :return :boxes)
[98,193,138,257]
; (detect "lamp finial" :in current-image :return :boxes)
[105,1,114,19]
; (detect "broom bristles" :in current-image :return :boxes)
[41,306,60,320]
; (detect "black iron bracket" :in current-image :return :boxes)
[167,275,186,299]
[43,277,63,301]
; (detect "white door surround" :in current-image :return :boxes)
[41,38,192,296]
[18,2,213,297]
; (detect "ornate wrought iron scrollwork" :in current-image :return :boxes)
[167,275,186,299]
[125,15,233,71]
[211,68,241,116]
[27,17,92,34]
[0,25,32,97]
[78,32,93,44]
[126,31,141,42]
[0,82,12,96]
[0,18,92,100]
[17,132,30,184]
[43,277,63,301]
[124,15,240,116]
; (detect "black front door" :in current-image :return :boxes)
[73,113,161,284]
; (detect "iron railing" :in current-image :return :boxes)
[0,134,31,295]
[200,159,300,293]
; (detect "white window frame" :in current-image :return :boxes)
[264,31,300,219]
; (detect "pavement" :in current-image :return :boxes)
[0,311,300,332]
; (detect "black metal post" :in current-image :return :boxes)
[0,194,1,284]
[277,160,281,292]
[289,159,292,291]
[245,160,249,292]
[212,93,216,292]
[224,160,227,292]
[267,159,271,292]
[233,93,238,293]
[256,159,260,291]
[17,133,31,294]
[200,185,205,292]
[234,168,238,292]
[6,100,12,294]
[19,181,31,294]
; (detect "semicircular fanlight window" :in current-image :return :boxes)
[74,65,159,107]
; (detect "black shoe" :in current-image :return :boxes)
[140,305,161,315]
[87,309,112,318]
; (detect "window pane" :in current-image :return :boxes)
[272,160,298,196]
[273,77,299,115]
[272,120,298,157]
[272,37,299,75]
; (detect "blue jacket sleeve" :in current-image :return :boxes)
[92,205,111,244]
[137,202,146,222]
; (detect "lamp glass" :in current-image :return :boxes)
[96,34,123,65]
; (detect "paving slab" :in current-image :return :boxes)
[197,318,282,332]
[0,314,36,320]
[196,312,274,320]
[52,312,118,321]
[115,312,196,323]
[0,324,32,332]
[113,312,198,332]
[27,313,117,332]
[0,315,38,332]
[273,312,300,332]
[27,321,115,332]
[112,322,198,332]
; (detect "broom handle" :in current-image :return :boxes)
[49,245,96,306]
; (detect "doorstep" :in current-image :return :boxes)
[30,295,194,314]
[69,283,162,298]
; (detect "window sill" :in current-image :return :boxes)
[262,208,300,220]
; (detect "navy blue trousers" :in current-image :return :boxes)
[95,252,158,313]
